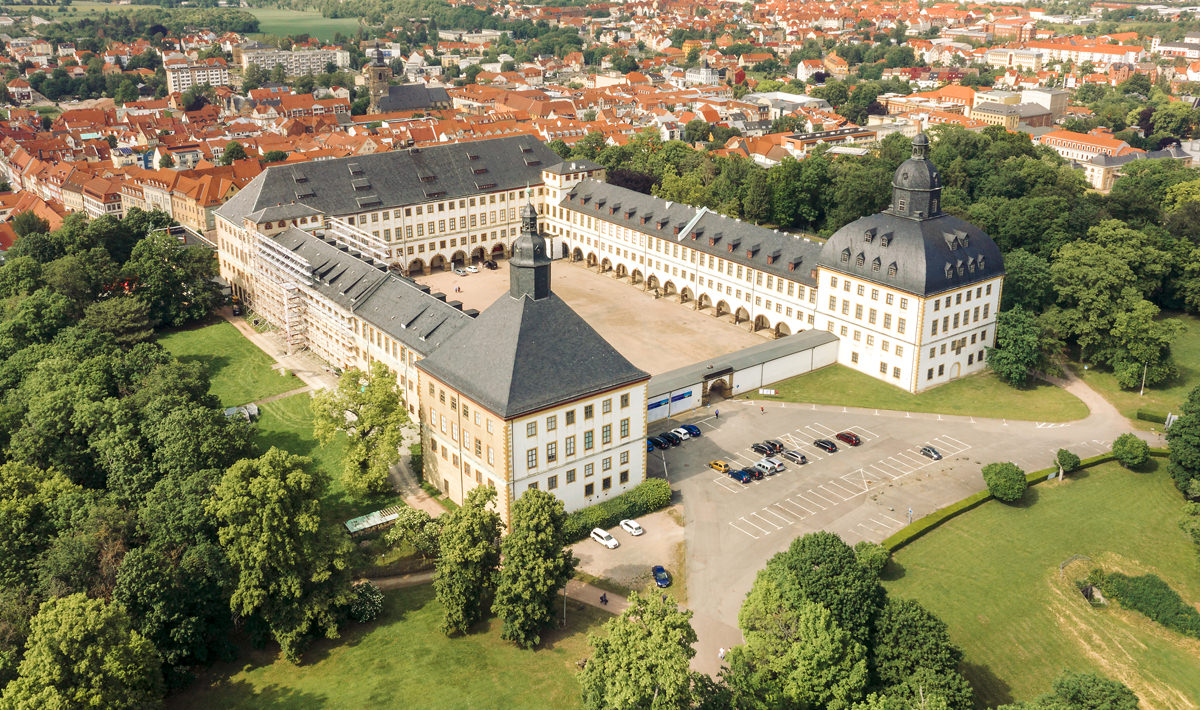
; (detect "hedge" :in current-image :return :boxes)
[882,450,1169,552]
[1136,408,1168,424]
[563,478,673,542]
[1089,570,1200,639]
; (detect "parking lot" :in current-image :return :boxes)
[646,397,1130,675]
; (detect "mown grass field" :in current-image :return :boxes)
[247,7,364,42]
[748,364,1089,422]
[253,391,401,523]
[1074,312,1200,430]
[885,461,1200,707]
[169,584,606,710]
[158,320,301,406]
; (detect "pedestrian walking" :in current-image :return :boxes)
[760,406,765,415]
[600,593,608,606]
[715,409,719,419]
[718,648,726,661]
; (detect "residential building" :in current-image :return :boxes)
[240,47,350,77]
[165,57,230,94]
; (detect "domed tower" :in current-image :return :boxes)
[363,43,391,114]
[509,204,551,301]
[889,133,941,219]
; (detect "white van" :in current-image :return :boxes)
[756,458,785,474]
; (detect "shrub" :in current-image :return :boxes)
[981,462,1027,503]
[409,443,423,482]
[1089,570,1200,639]
[1112,433,1150,469]
[563,478,672,542]
[853,540,890,577]
[1136,408,1167,424]
[1056,448,1081,474]
[349,581,384,623]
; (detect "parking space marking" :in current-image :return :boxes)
[806,488,836,506]
[748,511,782,531]
[852,425,879,439]
[761,507,793,525]
[879,512,905,526]
[867,464,898,480]
[886,457,915,474]
[729,521,759,540]
[809,422,838,437]
[712,476,742,494]
[827,479,860,496]
[795,493,826,510]
[780,498,812,516]
[933,435,970,450]
[819,483,853,500]
[739,516,772,535]
[867,518,894,531]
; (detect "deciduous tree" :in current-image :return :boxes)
[580,592,700,710]
[209,448,353,662]
[312,361,409,497]
[1111,433,1150,469]
[982,462,1026,503]
[494,489,577,648]
[434,484,501,636]
[0,593,163,710]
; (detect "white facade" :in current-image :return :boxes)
[241,48,350,76]
[165,60,230,93]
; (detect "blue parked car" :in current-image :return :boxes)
[652,565,672,588]
[647,439,655,452]
[729,469,753,484]
[681,424,701,437]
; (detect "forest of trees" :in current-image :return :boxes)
[0,209,374,706]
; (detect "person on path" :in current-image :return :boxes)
[718,648,726,661]
[600,593,608,606]
[715,409,719,418]
[760,406,765,415]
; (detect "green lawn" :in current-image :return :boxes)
[748,365,1089,422]
[247,8,365,42]
[885,461,1200,707]
[1074,312,1200,429]
[158,321,301,407]
[168,585,605,710]
[253,391,400,524]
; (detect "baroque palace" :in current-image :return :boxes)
[214,133,1004,521]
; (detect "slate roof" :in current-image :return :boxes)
[817,211,1004,297]
[272,227,475,354]
[1086,144,1189,167]
[648,329,839,397]
[216,135,560,223]
[376,84,451,112]
[560,180,824,287]
[416,288,649,419]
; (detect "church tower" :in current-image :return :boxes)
[363,43,391,114]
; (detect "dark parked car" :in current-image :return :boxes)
[652,565,673,588]
[814,439,838,453]
[742,467,764,481]
[920,446,943,460]
[750,443,772,456]
[780,449,807,465]
[681,424,701,437]
[763,440,784,453]
[647,436,669,449]
[729,469,753,484]
[835,431,862,446]
[659,432,682,446]
[484,260,498,269]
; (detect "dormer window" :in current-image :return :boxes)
[872,257,881,272]
[978,255,986,270]
[864,228,875,243]
[945,263,954,279]
[880,233,892,248]
[855,252,865,267]
[956,260,965,276]
[841,248,851,264]
[888,262,897,277]
[898,198,907,211]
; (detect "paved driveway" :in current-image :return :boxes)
[651,393,1144,675]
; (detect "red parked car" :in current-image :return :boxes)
[835,431,862,446]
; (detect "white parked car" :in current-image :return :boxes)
[591,528,619,549]
[620,519,644,536]
[465,265,479,273]
[671,427,691,441]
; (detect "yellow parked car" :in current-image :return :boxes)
[709,460,730,473]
